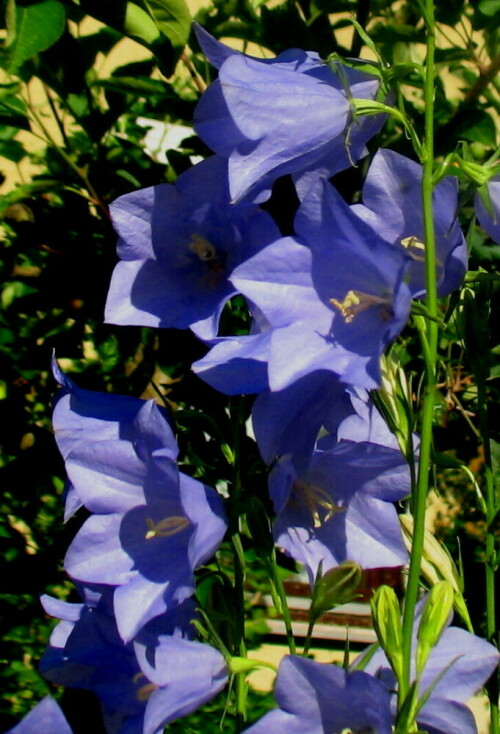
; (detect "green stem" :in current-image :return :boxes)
[476,372,499,734]
[302,618,315,657]
[232,532,247,730]
[22,87,109,219]
[400,0,438,712]
[268,553,296,655]
[229,399,247,729]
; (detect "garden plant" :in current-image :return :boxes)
[0,0,499,732]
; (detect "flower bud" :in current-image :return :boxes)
[460,159,497,187]
[377,353,414,462]
[310,561,362,622]
[399,515,473,631]
[370,585,403,687]
[416,580,454,676]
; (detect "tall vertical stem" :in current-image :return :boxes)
[230,398,247,730]
[400,0,438,708]
[476,366,499,734]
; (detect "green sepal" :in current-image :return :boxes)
[370,585,404,688]
[309,561,362,623]
[228,657,277,675]
[416,580,454,676]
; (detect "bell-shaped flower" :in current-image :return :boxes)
[192,328,272,395]
[40,589,228,734]
[243,655,393,733]
[251,371,354,473]
[194,31,384,203]
[105,155,280,339]
[6,697,73,734]
[475,174,500,244]
[351,149,467,298]
[269,433,409,583]
[64,452,226,641]
[222,179,412,391]
[361,598,500,734]
[52,358,178,520]
[52,368,227,641]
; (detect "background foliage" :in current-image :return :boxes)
[0,0,499,729]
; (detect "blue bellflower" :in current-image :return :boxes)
[269,435,409,582]
[194,28,384,203]
[217,179,412,391]
[105,155,279,339]
[6,698,73,734]
[40,589,228,734]
[244,655,393,733]
[475,174,500,244]
[52,367,227,641]
[251,370,354,473]
[351,149,467,298]
[361,599,500,734]
[52,358,178,520]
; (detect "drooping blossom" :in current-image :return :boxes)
[269,433,409,583]
[105,155,280,339]
[40,587,228,734]
[251,370,353,473]
[52,364,227,641]
[361,598,500,734]
[6,697,73,734]
[200,178,412,391]
[194,27,385,203]
[351,149,467,297]
[51,358,178,520]
[190,328,272,395]
[243,655,393,733]
[475,174,500,244]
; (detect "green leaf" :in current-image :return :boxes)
[1,281,37,309]
[0,93,30,130]
[7,0,66,72]
[0,138,27,162]
[456,110,497,147]
[478,0,500,16]
[123,1,162,46]
[78,0,160,47]
[92,76,168,95]
[144,0,191,51]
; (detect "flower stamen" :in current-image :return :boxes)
[400,235,426,262]
[329,290,393,323]
[189,234,218,262]
[132,672,158,702]
[291,479,345,528]
[144,515,191,540]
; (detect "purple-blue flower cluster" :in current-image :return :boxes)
[40,360,228,732]
[24,23,499,734]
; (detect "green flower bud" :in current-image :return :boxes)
[416,580,454,676]
[400,515,473,632]
[310,561,362,622]
[370,585,404,687]
[375,354,414,464]
[460,160,498,187]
